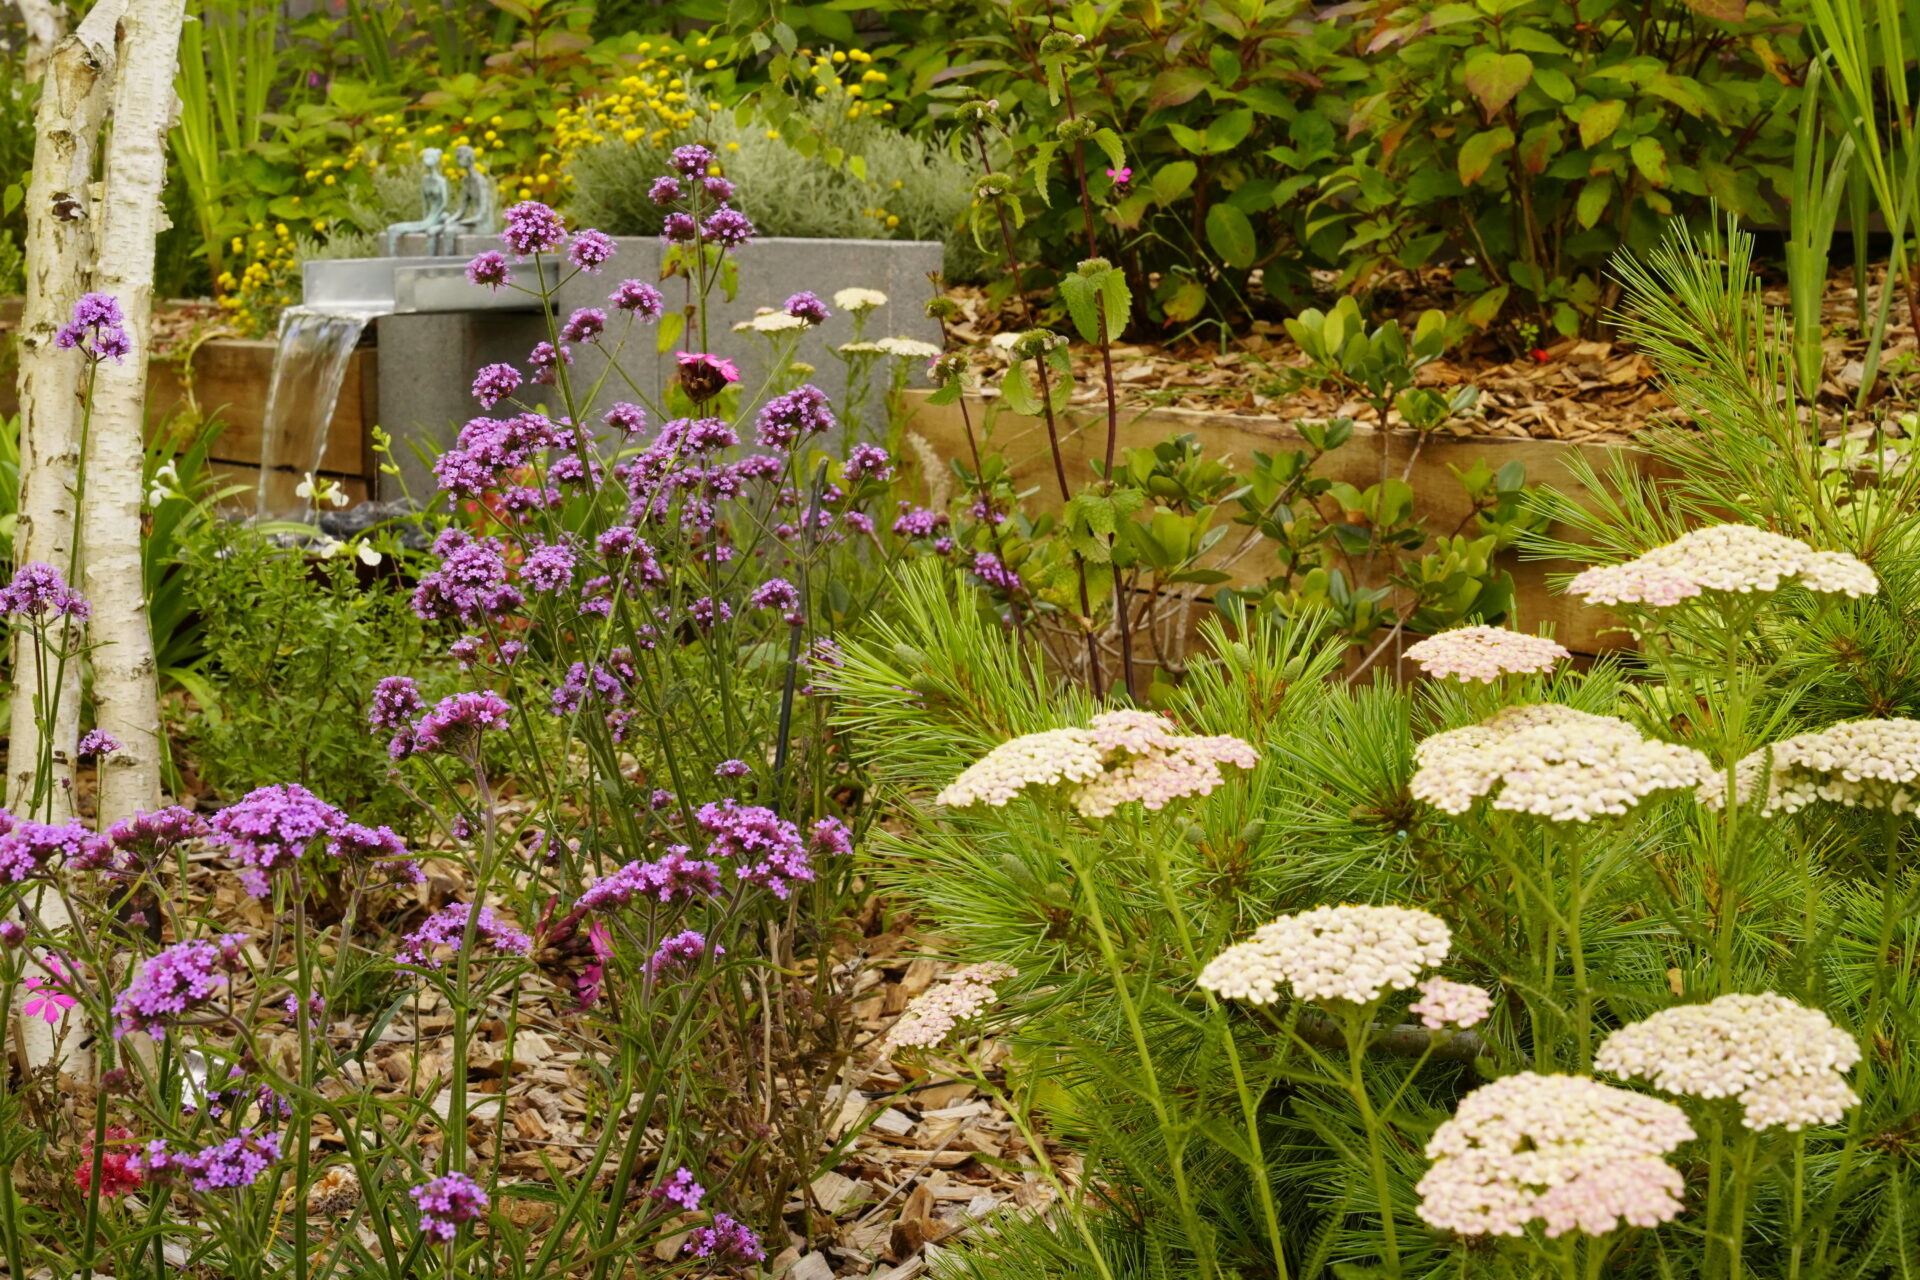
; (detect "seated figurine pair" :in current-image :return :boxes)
[384,144,495,257]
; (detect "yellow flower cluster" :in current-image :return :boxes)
[215,221,305,338]
[802,47,895,120]
[550,43,707,188]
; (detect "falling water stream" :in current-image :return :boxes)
[256,306,385,518]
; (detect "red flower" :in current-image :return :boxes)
[76,1127,143,1198]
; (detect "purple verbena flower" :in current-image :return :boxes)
[369,676,426,731]
[661,212,698,243]
[0,562,90,619]
[329,822,424,884]
[208,784,344,896]
[409,691,513,756]
[604,401,647,436]
[653,1165,707,1210]
[520,540,577,593]
[575,849,721,911]
[755,385,834,448]
[702,175,736,203]
[844,443,893,482]
[650,175,685,204]
[713,758,751,780]
[700,207,754,250]
[471,363,522,409]
[501,200,567,258]
[973,552,1020,593]
[648,930,723,979]
[670,144,716,177]
[696,801,814,899]
[106,807,209,865]
[137,1128,281,1191]
[0,820,107,881]
[610,279,664,318]
[396,904,532,967]
[466,251,512,290]
[410,1171,489,1241]
[112,935,247,1038]
[749,579,800,612]
[560,307,606,343]
[528,340,572,386]
[685,1214,764,1264]
[892,504,949,538]
[568,228,616,273]
[784,292,831,325]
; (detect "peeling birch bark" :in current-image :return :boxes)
[84,0,187,827]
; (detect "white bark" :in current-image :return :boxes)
[10,0,125,1084]
[84,0,186,827]
[10,0,124,823]
[11,0,66,83]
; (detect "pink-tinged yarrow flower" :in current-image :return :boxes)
[1404,626,1570,683]
[1704,717,1920,815]
[1415,1073,1693,1238]
[885,961,1017,1051]
[1199,904,1451,1007]
[1568,523,1877,607]
[1596,992,1861,1131]
[1408,977,1493,1030]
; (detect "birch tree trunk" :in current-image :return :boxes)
[10,0,125,1083]
[10,0,125,823]
[10,0,66,83]
[84,0,187,827]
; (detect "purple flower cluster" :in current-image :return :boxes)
[844,443,893,482]
[694,801,819,899]
[528,340,571,386]
[671,144,716,176]
[405,691,513,757]
[77,730,122,758]
[55,293,130,363]
[755,385,835,448]
[568,228,617,273]
[113,935,247,1038]
[655,1165,707,1210]
[0,562,90,619]
[412,531,521,621]
[649,929,723,979]
[611,279,664,318]
[701,207,755,250]
[102,806,210,868]
[396,903,532,967]
[748,578,800,613]
[502,200,567,258]
[471,363,521,409]
[521,539,578,593]
[576,849,722,911]
[466,250,511,290]
[209,784,344,896]
[431,412,577,500]
[785,291,831,325]
[370,676,427,730]
[411,1171,490,1241]
[137,1129,282,1191]
[649,175,684,205]
[892,505,949,538]
[973,552,1021,593]
[561,307,606,343]
[685,1214,764,1264]
[329,822,424,884]
[0,819,107,881]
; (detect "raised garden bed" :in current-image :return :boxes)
[904,390,1640,655]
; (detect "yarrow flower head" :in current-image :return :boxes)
[411,1172,489,1241]
[937,710,1258,817]
[1569,523,1878,608]
[833,287,888,313]
[1415,1073,1694,1238]
[501,200,567,257]
[1408,977,1493,1030]
[396,903,532,967]
[1404,626,1570,683]
[1596,993,1861,1131]
[113,935,247,1038]
[1198,904,1451,1007]
[885,962,1016,1051]
[1411,704,1714,823]
[1704,717,1920,815]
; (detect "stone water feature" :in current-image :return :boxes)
[285,235,946,505]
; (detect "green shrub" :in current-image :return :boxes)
[568,89,992,281]
[172,519,451,824]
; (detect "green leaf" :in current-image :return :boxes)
[656,310,686,355]
[1000,360,1041,416]
[1630,136,1669,186]
[1205,109,1255,152]
[1464,285,1510,328]
[1153,161,1198,204]
[1518,121,1562,175]
[1463,51,1532,118]
[1205,203,1258,270]
[1093,128,1125,173]
[1161,276,1208,323]
[1058,272,1103,344]
[1683,0,1745,19]
[1,184,19,218]
[1147,67,1210,110]
[1576,175,1614,228]
[1167,122,1210,154]
[1577,99,1626,148]
[1101,271,1132,340]
[1532,66,1574,102]
[1456,127,1515,186]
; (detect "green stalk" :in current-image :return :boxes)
[1343,1010,1402,1278]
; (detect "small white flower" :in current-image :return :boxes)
[297,472,349,508]
[314,537,345,559]
[355,542,382,567]
[734,311,806,334]
[875,336,942,360]
[833,287,889,312]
